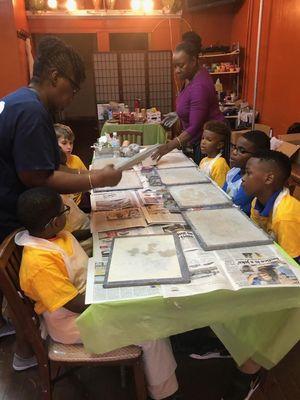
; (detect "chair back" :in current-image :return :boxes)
[117,130,143,146]
[0,230,48,363]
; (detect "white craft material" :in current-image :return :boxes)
[183,208,272,250]
[169,183,232,209]
[158,167,209,186]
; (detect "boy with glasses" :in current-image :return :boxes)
[15,187,179,400]
[223,130,270,215]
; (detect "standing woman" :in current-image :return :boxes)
[0,36,121,243]
[153,32,225,164]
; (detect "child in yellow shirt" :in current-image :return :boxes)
[54,123,87,205]
[199,120,230,187]
[242,150,300,262]
[16,187,179,400]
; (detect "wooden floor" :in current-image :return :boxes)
[0,334,300,399]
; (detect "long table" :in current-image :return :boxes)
[77,152,300,369]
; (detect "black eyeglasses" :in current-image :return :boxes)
[230,143,255,155]
[59,72,80,94]
[44,205,71,229]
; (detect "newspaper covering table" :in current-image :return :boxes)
[77,149,300,369]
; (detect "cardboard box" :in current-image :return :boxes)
[278,133,300,145]
[278,134,300,164]
[277,141,300,159]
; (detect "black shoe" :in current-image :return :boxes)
[222,370,262,400]
[190,346,232,360]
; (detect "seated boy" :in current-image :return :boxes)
[199,120,230,187]
[242,150,300,262]
[54,123,87,205]
[223,130,270,215]
[15,187,179,400]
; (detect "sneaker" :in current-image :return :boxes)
[0,321,16,338]
[190,347,232,360]
[13,353,38,371]
[222,370,262,400]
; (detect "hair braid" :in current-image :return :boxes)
[32,36,86,85]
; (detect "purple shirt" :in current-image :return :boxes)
[176,68,225,144]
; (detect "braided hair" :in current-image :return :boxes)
[175,31,202,60]
[32,36,86,86]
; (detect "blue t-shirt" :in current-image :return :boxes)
[0,87,60,242]
[223,167,253,215]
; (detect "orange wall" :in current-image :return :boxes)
[28,16,182,51]
[231,0,300,135]
[0,0,29,97]
[183,4,235,47]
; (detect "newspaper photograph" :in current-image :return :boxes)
[162,224,199,251]
[90,190,139,212]
[223,257,300,288]
[142,205,184,225]
[90,207,147,233]
[137,188,179,212]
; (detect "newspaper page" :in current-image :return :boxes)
[137,188,180,212]
[85,258,162,304]
[90,207,147,233]
[218,245,300,289]
[161,246,229,298]
[90,190,139,211]
[160,224,229,298]
[142,205,184,225]
[138,166,163,188]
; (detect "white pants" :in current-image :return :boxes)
[43,308,178,399]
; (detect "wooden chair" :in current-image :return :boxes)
[0,230,147,400]
[117,130,143,146]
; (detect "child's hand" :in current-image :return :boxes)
[94,165,122,187]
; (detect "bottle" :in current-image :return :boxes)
[215,78,223,101]
[111,132,120,157]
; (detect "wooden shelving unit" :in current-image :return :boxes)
[200,44,241,98]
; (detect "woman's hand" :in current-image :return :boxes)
[93,165,122,187]
[151,143,172,161]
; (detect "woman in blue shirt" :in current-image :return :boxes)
[0,36,121,368]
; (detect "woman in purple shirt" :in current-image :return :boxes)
[153,34,225,164]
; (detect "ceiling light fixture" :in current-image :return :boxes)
[131,0,141,11]
[47,0,57,9]
[66,0,77,12]
[143,0,154,12]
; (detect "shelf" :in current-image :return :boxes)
[26,9,182,19]
[199,50,240,59]
[210,71,240,75]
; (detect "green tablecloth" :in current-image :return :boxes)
[101,122,167,145]
[77,253,300,369]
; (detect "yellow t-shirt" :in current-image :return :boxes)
[251,194,300,259]
[19,233,78,315]
[199,156,230,187]
[66,155,87,205]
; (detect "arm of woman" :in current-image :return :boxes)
[18,165,122,193]
[152,81,210,160]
